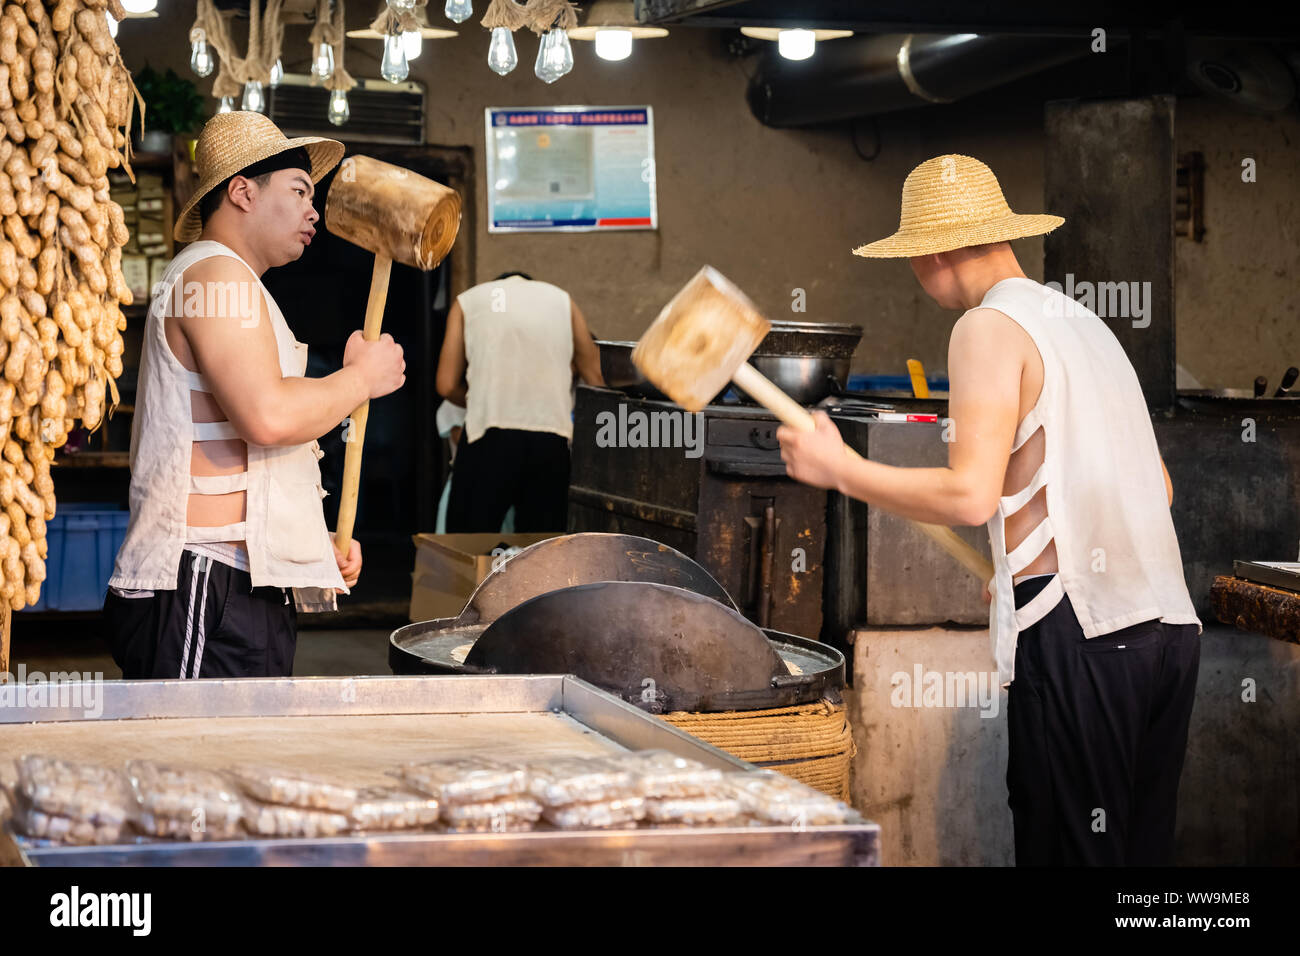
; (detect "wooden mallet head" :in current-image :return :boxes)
[632,266,771,412]
[325,154,462,269]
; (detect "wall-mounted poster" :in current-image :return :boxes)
[486,106,657,232]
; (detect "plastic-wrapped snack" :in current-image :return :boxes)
[525,756,637,807]
[440,796,542,833]
[16,755,132,825]
[241,799,352,839]
[0,758,16,823]
[608,750,726,799]
[348,786,441,831]
[13,802,125,846]
[227,764,358,813]
[725,771,855,826]
[644,795,741,826]
[126,760,244,840]
[395,757,528,805]
[542,795,646,829]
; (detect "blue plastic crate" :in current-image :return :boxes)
[24,503,128,612]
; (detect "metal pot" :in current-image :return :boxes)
[737,321,864,406]
[596,340,666,400]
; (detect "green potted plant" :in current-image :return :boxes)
[132,65,206,154]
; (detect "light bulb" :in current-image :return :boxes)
[269,58,284,86]
[594,29,632,61]
[487,26,517,75]
[534,29,572,83]
[105,11,118,38]
[120,0,157,12]
[777,29,816,60]
[387,0,416,12]
[403,29,422,60]
[381,31,409,82]
[328,89,349,126]
[311,42,335,82]
[190,37,214,77]
[217,96,234,114]
[444,0,473,23]
[241,80,265,113]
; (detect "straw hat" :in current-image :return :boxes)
[853,154,1064,258]
[173,112,345,242]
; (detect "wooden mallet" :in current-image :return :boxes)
[632,266,994,582]
[325,155,462,555]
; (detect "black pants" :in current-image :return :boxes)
[1006,576,1200,866]
[446,427,570,533]
[103,550,298,679]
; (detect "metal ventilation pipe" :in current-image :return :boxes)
[746,33,1090,128]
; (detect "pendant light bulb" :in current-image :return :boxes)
[534,29,573,83]
[241,80,265,113]
[190,35,214,77]
[387,0,416,13]
[777,29,816,60]
[403,29,422,60]
[328,89,350,126]
[269,58,284,86]
[381,31,410,82]
[487,27,517,75]
[444,0,473,23]
[217,96,234,114]
[594,29,633,61]
[311,42,335,82]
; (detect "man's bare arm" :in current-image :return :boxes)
[1161,455,1173,506]
[829,308,1021,526]
[176,256,392,446]
[570,301,604,386]
[435,300,468,406]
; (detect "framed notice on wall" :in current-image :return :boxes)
[485,106,657,232]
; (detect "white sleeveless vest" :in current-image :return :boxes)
[458,276,574,444]
[109,241,347,595]
[980,277,1200,684]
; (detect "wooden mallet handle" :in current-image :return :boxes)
[334,253,392,555]
[731,363,995,582]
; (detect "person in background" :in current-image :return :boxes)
[433,399,514,534]
[437,271,603,532]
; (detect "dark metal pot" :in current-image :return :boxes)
[737,322,865,406]
[596,340,668,400]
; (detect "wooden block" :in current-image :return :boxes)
[1210,575,1300,644]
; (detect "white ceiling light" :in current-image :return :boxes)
[740,26,853,61]
[120,0,157,12]
[569,1,667,61]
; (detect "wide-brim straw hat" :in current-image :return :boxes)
[173,111,345,242]
[853,154,1064,258]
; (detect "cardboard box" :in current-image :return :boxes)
[408,532,560,622]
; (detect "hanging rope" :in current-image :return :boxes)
[369,0,430,35]
[308,0,356,93]
[257,0,286,84]
[193,0,249,99]
[523,0,578,34]
[480,0,530,31]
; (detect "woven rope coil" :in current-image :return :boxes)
[853,154,1065,258]
[481,0,531,30]
[660,699,855,801]
[369,0,429,35]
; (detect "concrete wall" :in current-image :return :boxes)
[116,10,1300,387]
[848,625,1300,866]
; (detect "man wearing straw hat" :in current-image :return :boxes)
[778,155,1201,866]
[104,112,407,680]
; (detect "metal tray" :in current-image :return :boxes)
[0,675,878,867]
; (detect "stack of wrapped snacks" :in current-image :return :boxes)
[347,786,440,832]
[12,755,131,846]
[126,760,243,842]
[612,750,739,826]
[396,757,539,833]
[526,756,644,829]
[725,770,856,827]
[227,765,356,839]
